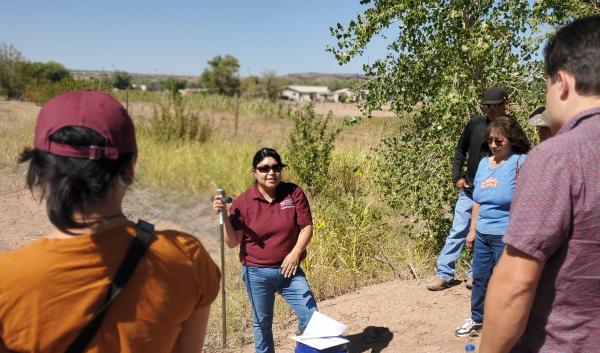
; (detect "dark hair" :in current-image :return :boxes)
[485,117,531,154]
[252,147,286,169]
[544,15,600,96]
[19,126,134,232]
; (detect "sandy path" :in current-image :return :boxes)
[221,280,479,353]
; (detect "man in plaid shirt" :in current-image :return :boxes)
[479,15,600,353]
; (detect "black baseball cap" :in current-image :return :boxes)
[482,87,508,105]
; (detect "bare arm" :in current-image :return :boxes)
[466,202,480,249]
[212,197,243,248]
[281,225,313,278]
[176,305,211,353]
[479,245,544,353]
[221,212,243,248]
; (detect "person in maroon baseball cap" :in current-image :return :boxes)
[0,90,220,353]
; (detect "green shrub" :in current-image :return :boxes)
[163,76,187,96]
[300,152,413,297]
[23,78,109,105]
[286,105,342,194]
[1,44,76,100]
[144,95,213,144]
[110,71,132,90]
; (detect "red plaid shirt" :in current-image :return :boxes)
[504,108,600,352]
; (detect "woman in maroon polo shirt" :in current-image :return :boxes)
[213,147,317,353]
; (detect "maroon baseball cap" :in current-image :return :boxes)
[34,90,137,160]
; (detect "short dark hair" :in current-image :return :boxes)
[544,15,600,96]
[19,126,134,232]
[485,117,531,154]
[252,147,286,169]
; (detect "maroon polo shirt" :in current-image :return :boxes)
[228,182,313,267]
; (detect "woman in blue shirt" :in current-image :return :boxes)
[455,116,531,337]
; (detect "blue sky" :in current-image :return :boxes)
[0,1,390,76]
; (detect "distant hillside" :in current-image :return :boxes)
[70,69,197,84]
[70,69,366,85]
[284,72,367,81]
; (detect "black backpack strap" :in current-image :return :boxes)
[65,220,155,353]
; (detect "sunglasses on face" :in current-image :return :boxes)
[483,99,507,110]
[487,137,507,146]
[256,164,283,173]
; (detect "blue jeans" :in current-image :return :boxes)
[471,231,505,323]
[243,265,318,353]
[436,189,474,282]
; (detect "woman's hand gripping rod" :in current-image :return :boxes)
[215,189,232,348]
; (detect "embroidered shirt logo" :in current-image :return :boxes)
[280,198,295,210]
[481,177,499,189]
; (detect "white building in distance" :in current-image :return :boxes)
[281,85,333,102]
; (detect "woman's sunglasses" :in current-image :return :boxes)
[256,164,283,173]
[487,137,507,146]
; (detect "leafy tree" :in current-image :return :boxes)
[328,1,599,246]
[110,70,132,90]
[241,72,287,100]
[0,43,29,98]
[261,71,286,101]
[199,55,240,96]
[163,76,187,96]
[241,75,261,97]
[28,61,71,83]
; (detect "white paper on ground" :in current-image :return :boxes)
[291,311,349,349]
[292,336,349,350]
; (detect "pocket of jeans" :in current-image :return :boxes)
[242,265,248,283]
[295,267,305,277]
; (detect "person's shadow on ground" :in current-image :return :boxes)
[346,326,393,353]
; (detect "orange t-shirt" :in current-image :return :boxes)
[0,222,220,353]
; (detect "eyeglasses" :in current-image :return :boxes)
[483,100,507,110]
[483,104,499,109]
[487,137,507,146]
[256,164,283,173]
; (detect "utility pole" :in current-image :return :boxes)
[234,69,240,136]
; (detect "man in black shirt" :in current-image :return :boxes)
[427,86,509,291]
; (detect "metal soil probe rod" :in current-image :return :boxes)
[217,188,227,348]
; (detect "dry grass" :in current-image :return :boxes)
[0,101,38,168]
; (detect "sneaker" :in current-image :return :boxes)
[465,277,473,290]
[455,318,482,337]
[426,278,450,291]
